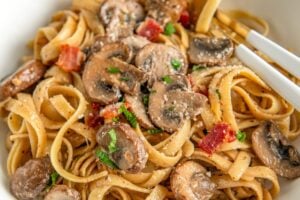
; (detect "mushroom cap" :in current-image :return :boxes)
[0,59,46,101]
[10,157,54,200]
[44,185,81,200]
[171,161,217,200]
[121,35,150,63]
[252,121,300,179]
[188,36,234,66]
[148,75,207,132]
[96,123,148,173]
[135,43,188,86]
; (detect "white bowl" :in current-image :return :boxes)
[0,0,299,199]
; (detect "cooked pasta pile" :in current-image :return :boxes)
[1,0,300,200]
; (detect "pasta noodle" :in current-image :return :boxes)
[0,0,299,200]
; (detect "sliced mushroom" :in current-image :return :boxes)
[44,185,81,200]
[0,60,47,101]
[100,0,145,40]
[10,157,54,200]
[135,43,188,86]
[125,94,154,129]
[96,123,148,173]
[148,75,207,132]
[83,43,139,104]
[252,121,300,179]
[121,35,150,63]
[145,0,188,25]
[188,36,234,66]
[171,161,217,200]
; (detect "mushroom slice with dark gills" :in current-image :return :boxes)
[44,185,81,200]
[99,0,145,40]
[145,0,188,25]
[125,94,154,129]
[135,43,188,86]
[10,157,54,200]
[171,161,217,200]
[148,75,207,132]
[0,59,47,101]
[96,123,148,173]
[252,121,300,179]
[188,36,234,66]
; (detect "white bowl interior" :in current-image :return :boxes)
[0,0,299,199]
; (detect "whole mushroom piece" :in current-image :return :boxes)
[188,36,234,66]
[96,123,148,173]
[171,161,217,200]
[10,157,54,200]
[252,121,300,179]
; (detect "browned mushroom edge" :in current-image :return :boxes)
[99,0,145,40]
[135,43,188,86]
[145,0,188,26]
[188,36,234,66]
[0,59,47,101]
[10,157,54,200]
[125,94,154,129]
[44,185,81,200]
[148,74,207,132]
[83,42,146,104]
[171,160,217,200]
[96,122,148,173]
[252,121,300,179]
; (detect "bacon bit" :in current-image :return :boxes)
[179,10,190,28]
[56,44,83,72]
[137,18,163,42]
[86,102,103,128]
[100,102,130,120]
[199,123,236,154]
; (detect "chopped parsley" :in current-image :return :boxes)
[108,129,118,153]
[120,76,130,81]
[96,150,118,169]
[118,96,125,102]
[164,22,176,35]
[112,117,119,122]
[236,130,246,142]
[119,104,137,128]
[107,66,120,74]
[49,172,59,187]
[192,65,207,71]
[147,128,163,134]
[171,59,182,70]
[162,75,173,84]
[215,89,221,100]
[142,94,150,106]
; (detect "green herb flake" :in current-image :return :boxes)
[120,77,130,81]
[95,150,118,169]
[108,129,118,153]
[147,128,163,134]
[164,22,176,36]
[150,89,157,94]
[162,75,173,84]
[107,66,121,74]
[112,117,119,123]
[215,89,221,100]
[142,94,149,106]
[171,59,182,70]
[236,130,247,142]
[192,65,207,71]
[119,105,138,128]
[49,172,59,187]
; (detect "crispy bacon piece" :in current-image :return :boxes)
[56,44,83,72]
[86,102,103,128]
[199,122,236,154]
[179,10,190,28]
[137,18,163,42]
